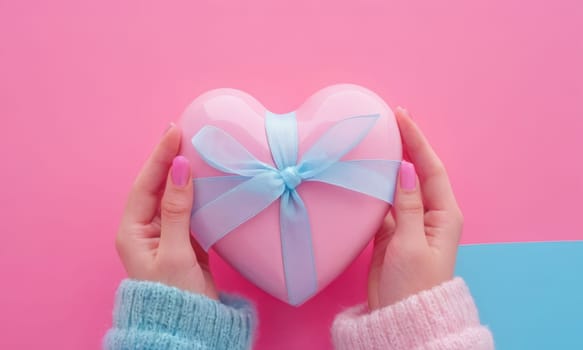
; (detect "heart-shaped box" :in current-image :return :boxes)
[179,84,402,305]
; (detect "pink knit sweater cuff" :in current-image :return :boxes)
[331,278,494,350]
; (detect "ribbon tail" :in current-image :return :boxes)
[306,160,401,203]
[279,190,318,306]
[191,172,285,251]
[265,111,298,169]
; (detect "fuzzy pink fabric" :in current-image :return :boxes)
[332,278,494,349]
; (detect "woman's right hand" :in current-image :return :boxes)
[115,124,218,299]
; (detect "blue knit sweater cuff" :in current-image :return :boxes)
[106,279,256,350]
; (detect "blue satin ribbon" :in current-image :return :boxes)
[190,112,401,305]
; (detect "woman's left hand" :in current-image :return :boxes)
[367,108,463,310]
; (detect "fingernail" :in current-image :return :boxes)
[400,161,416,190]
[171,156,190,187]
[396,106,410,117]
[163,122,175,135]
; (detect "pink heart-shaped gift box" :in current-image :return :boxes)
[178,84,402,305]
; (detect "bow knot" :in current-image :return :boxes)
[280,166,302,190]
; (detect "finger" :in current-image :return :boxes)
[159,156,195,255]
[370,213,396,269]
[393,161,426,244]
[374,212,396,249]
[395,107,458,212]
[125,124,181,223]
[190,234,210,271]
[368,216,395,310]
[372,210,396,250]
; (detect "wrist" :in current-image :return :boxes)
[376,254,454,308]
[106,279,256,349]
[334,278,489,349]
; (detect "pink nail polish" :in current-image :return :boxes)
[400,161,416,190]
[171,156,190,187]
[163,122,175,135]
[396,106,411,118]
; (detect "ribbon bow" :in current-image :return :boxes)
[191,112,401,305]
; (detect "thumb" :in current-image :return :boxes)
[393,161,425,243]
[159,156,194,255]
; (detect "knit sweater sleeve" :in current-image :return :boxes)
[103,279,256,350]
[331,277,494,350]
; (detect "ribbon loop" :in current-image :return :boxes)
[191,112,400,305]
[193,126,274,177]
[298,114,380,178]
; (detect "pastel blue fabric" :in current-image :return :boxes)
[190,112,401,305]
[104,280,256,350]
[457,241,583,349]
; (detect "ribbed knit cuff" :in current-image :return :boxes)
[105,279,256,350]
[332,278,494,350]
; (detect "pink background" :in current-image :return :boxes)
[0,1,581,349]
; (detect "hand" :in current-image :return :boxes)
[115,124,218,299]
[368,108,463,310]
